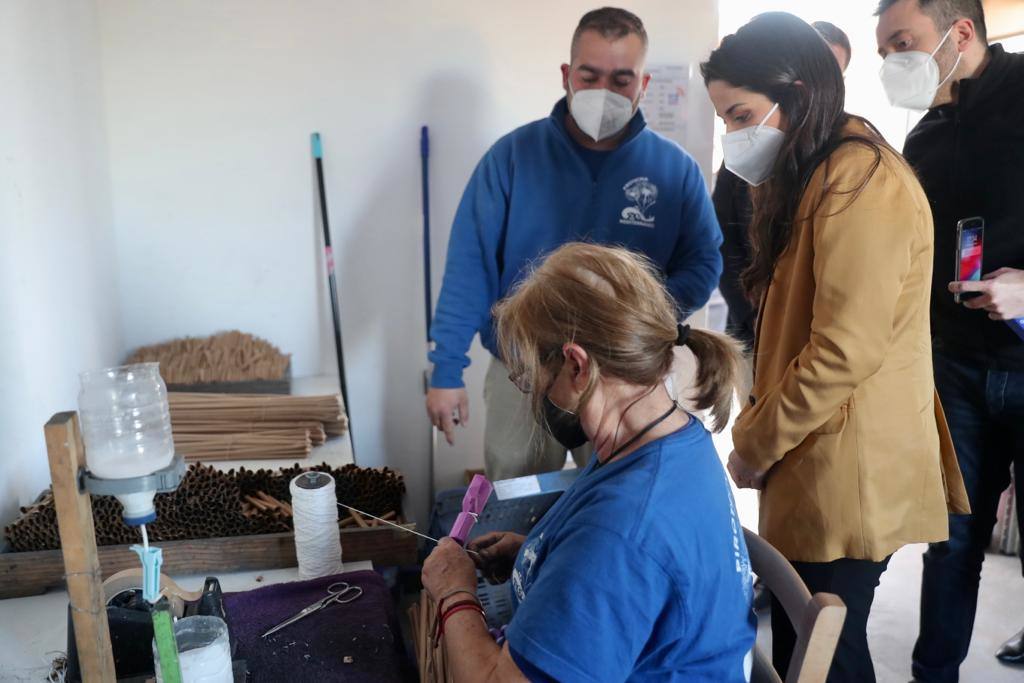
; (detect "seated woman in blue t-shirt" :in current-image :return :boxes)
[421,243,757,682]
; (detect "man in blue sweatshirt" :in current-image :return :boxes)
[425,7,723,479]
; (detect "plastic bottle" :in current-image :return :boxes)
[78,362,175,523]
[154,616,232,683]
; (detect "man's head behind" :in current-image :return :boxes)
[875,0,986,44]
[812,20,852,72]
[875,0,987,108]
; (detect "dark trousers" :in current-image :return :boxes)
[772,556,891,683]
[912,352,1024,682]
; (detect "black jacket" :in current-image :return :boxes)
[711,166,755,350]
[903,44,1024,370]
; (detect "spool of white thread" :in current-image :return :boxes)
[290,471,343,579]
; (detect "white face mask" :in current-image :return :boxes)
[721,103,785,187]
[568,80,638,142]
[879,25,963,110]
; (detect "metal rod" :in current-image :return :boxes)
[336,502,479,556]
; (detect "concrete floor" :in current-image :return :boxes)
[708,394,1024,683]
[868,544,1024,683]
[752,545,1024,683]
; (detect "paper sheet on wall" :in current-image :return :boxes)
[639,63,690,147]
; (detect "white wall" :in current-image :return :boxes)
[716,1,926,164]
[96,0,719,523]
[0,1,121,533]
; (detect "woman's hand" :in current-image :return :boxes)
[467,532,526,584]
[727,450,766,490]
[422,537,479,602]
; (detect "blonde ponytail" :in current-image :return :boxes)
[681,329,742,432]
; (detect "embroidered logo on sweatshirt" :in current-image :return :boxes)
[620,177,658,228]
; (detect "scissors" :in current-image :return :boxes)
[261,582,363,638]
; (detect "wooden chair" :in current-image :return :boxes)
[744,528,847,683]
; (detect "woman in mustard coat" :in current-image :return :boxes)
[701,13,969,683]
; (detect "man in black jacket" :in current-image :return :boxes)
[711,167,755,353]
[876,1,1024,679]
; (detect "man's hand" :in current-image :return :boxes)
[422,537,478,603]
[727,449,766,490]
[426,388,470,445]
[950,268,1024,320]
[467,531,526,585]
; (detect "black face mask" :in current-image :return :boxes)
[543,395,589,450]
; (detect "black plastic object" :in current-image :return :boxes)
[187,577,227,622]
[65,576,228,681]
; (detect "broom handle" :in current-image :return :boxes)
[421,125,436,502]
[311,132,354,462]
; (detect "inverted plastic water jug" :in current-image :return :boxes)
[77,362,175,523]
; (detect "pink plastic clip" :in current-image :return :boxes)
[449,474,493,545]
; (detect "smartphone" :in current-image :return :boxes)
[1008,318,1024,342]
[954,217,985,304]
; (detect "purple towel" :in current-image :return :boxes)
[223,570,409,682]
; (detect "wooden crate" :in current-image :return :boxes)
[0,524,416,600]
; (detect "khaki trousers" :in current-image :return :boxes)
[483,357,590,480]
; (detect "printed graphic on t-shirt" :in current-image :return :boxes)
[620,177,658,228]
[512,532,543,602]
[723,467,753,602]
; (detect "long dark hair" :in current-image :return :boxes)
[701,12,893,301]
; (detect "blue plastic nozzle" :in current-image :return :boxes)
[130,544,164,603]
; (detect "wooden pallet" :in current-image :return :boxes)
[0,524,417,600]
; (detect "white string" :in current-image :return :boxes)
[141,523,149,551]
[290,473,343,579]
[45,651,67,683]
[336,502,481,556]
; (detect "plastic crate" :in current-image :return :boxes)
[428,469,581,627]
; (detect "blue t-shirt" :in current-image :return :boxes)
[505,416,756,682]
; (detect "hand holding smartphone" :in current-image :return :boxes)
[953,217,984,304]
[952,217,1024,342]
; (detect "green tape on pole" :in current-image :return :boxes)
[152,598,182,683]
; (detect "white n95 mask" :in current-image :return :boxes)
[721,103,785,187]
[879,25,962,110]
[569,84,636,141]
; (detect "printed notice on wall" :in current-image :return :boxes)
[639,63,690,146]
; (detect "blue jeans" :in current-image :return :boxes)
[912,352,1024,682]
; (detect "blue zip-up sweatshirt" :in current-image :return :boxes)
[429,98,723,389]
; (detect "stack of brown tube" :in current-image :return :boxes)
[169,392,347,462]
[4,462,405,552]
[126,330,290,385]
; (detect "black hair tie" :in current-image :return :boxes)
[676,323,691,346]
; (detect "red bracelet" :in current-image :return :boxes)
[433,599,485,647]
[438,590,477,615]
[435,597,482,627]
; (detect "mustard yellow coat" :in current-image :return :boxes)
[732,124,970,563]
